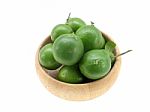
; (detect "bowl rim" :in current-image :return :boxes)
[35,31,121,86]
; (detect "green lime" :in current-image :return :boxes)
[51,24,73,41]
[76,25,105,52]
[53,34,84,65]
[79,49,111,80]
[57,65,84,84]
[39,43,61,70]
[66,18,86,32]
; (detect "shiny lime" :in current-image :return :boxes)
[53,34,84,65]
[57,65,84,84]
[51,24,73,41]
[76,25,105,52]
[79,49,111,79]
[66,18,86,32]
[39,43,61,69]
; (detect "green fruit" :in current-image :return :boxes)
[66,18,86,32]
[76,25,105,52]
[39,43,61,70]
[104,40,116,64]
[79,49,111,79]
[51,24,73,41]
[57,65,84,84]
[53,34,84,65]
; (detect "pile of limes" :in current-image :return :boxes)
[39,15,116,84]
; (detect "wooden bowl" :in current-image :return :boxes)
[35,32,121,101]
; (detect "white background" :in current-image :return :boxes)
[0,0,150,112]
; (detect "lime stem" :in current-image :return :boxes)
[91,21,94,25]
[66,12,71,22]
[115,50,132,58]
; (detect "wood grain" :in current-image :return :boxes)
[35,32,121,101]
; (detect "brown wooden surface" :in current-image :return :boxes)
[35,32,121,101]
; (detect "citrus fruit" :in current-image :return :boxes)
[76,25,105,52]
[66,18,86,32]
[39,43,61,69]
[57,65,84,84]
[53,34,84,65]
[51,24,73,41]
[79,49,111,79]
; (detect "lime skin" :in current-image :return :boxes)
[39,43,61,70]
[79,49,111,80]
[53,34,84,65]
[76,25,105,52]
[51,24,73,41]
[57,65,84,84]
[66,18,86,32]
